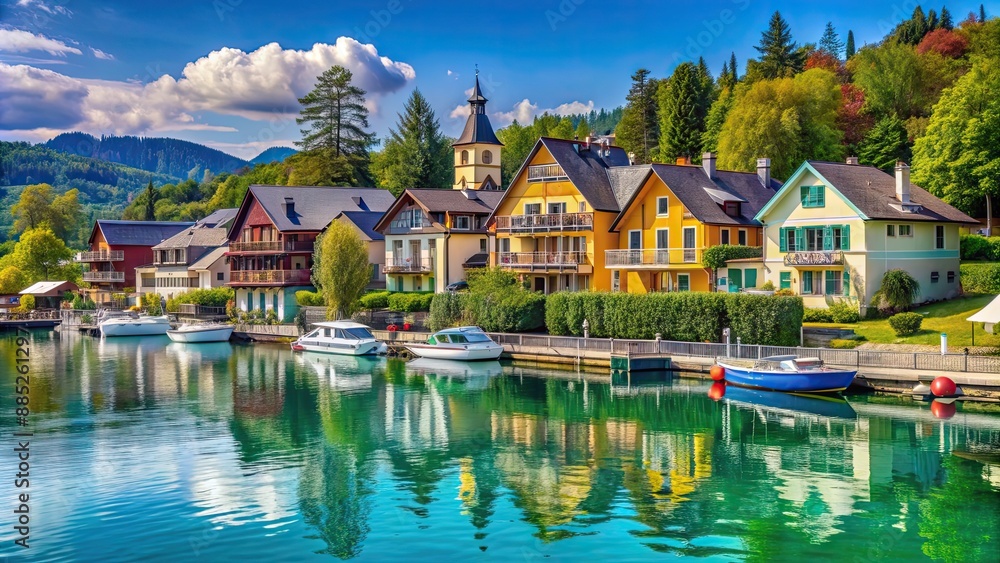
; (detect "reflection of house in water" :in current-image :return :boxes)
[232,348,288,417]
[384,381,449,451]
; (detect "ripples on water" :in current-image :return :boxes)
[1,331,999,561]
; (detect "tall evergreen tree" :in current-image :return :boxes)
[615,68,659,164]
[730,52,739,81]
[574,119,590,140]
[980,4,987,23]
[927,9,939,30]
[719,61,735,91]
[858,115,912,172]
[658,63,709,161]
[143,182,157,221]
[701,88,734,154]
[846,30,856,59]
[296,65,375,185]
[752,11,805,79]
[940,7,954,29]
[819,22,845,58]
[370,89,451,196]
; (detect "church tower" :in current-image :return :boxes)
[453,73,503,190]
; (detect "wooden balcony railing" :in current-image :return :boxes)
[83,271,125,282]
[383,256,433,273]
[75,250,124,262]
[229,269,312,286]
[605,247,705,267]
[784,250,845,266]
[497,251,587,270]
[494,212,594,233]
[229,240,314,253]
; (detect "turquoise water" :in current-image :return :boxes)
[1,331,999,562]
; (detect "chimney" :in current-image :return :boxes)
[582,136,592,151]
[895,161,911,204]
[702,152,716,179]
[352,196,368,210]
[282,197,295,217]
[676,156,691,166]
[846,156,859,165]
[757,158,771,187]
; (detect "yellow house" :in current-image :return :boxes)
[489,137,630,292]
[607,154,780,293]
[755,158,976,311]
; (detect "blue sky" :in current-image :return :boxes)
[1,0,996,159]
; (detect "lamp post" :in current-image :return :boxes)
[582,318,589,339]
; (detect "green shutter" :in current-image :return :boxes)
[825,270,836,295]
[817,186,825,207]
[802,271,813,293]
[843,270,851,296]
[800,186,808,205]
[823,226,833,250]
[842,224,850,250]
[795,227,805,252]
[779,227,788,252]
[745,268,757,288]
[780,271,791,289]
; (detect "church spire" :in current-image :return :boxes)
[452,70,502,190]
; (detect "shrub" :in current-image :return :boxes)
[167,287,236,311]
[463,291,545,332]
[760,280,775,291]
[20,294,35,310]
[774,288,795,296]
[725,294,804,346]
[544,292,570,336]
[388,292,433,312]
[358,291,390,309]
[81,313,93,324]
[878,269,919,313]
[141,292,163,315]
[888,312,923,336]
[803,307,833,323]
[294,290,325,307]
[429,292,463,331]
[466,267,520,292]
[702,245,763,270]
[960,234,994,261]
[829,337,865,349]
[960,263,1000,294]
[71,293,96,310]
[828,300,861,323]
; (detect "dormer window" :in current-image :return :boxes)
[724,201,740,217]
[453,216,470,230]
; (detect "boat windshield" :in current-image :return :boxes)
[463,332,492,343]
[344,327,374,340]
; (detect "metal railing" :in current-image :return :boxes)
[384,256,433,273]
[497,251,587,269]
[229,269,312,285]
[494,212,594,232]
[75,250,124,262]
[527,164,568,182]
[178,304,227,317]
[229,240,313,253]
[605,247,706,267]
[784,250,845,266]
[83,271,125,282]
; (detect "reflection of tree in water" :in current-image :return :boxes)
[919,455,1000,562]
[298,444,376,559]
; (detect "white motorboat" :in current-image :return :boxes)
[99,313,171,337]
[404,326,503,361]
[291,321,387,356]
[166,323,234,343]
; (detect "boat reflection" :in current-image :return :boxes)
[296,351,379,393]
[723,385,857,420]
[165,341,234,362]
[406,358,503,390]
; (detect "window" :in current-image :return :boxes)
[524,203,541,215]
[721,229,730,245]
[898,224,912,237]
[724,201,740,217]
[936,225,945,249]
[482,150,492,164]
[805,227,824,251]
[628,230,642,249]
[832,226,845,250]
[677,274,690,292]
[802,271,814,294]
[461,150,469,165]
[931,271,940,283]
[656,196,669,216]
[825,270,844,295]
[548,202,567,214]
[887,224,896,237]
[480,238,487,252]
[217,272,224,281]
[453,216,470,230]
[655,229,669,249]
[947,271,955,283]
[785,229,797,252]
[612,271,620,292]
[800,185,825,208]
[738,229,747,246]
[579,201,587,213]
[780,271,791,290]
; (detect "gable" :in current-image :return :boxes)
[245,199,275,227]
[754,162,866,224]
[611,174,688,232]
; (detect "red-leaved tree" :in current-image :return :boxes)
[837,83,874,150]
[917,29,969,58]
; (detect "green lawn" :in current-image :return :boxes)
[806,294,1000,347]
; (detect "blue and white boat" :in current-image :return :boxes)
[715,355,857,393]
[291,321,387,356]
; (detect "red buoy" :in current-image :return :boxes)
[710,365,725,381]
[930,376,957,397]
[930,399,956,419]
[708,381,726,401]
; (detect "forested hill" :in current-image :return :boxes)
[249,146,297,165]
[45,133,248,180]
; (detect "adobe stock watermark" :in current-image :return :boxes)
[546,0,586,31]
[667,0,752,67]
[876,0,922,36]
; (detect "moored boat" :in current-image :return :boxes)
[99,314,171,337]
[404,326,503,361]
[715,355,857,393]
[291,321,387,356]
[166,323,234,343]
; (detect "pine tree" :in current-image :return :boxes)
[940,7,954,29]
[615,68,659,164]
[819,22,845,58]
[143,182,157,221]
[729,52,739,81]
[296,65,375,185]
[658,63,708,161]
[927,9,939,30]
[574,119,590,140]
[858,115,911,172]
[719,61,735,91]
[753,11,805,79]
[846,30,856,59]
[980,4,987,23]
[370,89,451,196]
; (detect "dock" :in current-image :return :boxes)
[0,318,61,331]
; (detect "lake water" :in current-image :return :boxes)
[1,330,999,562]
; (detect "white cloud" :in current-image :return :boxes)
[16,0,72,16]
[0,38,416,138]
[0,28,81,56]
[90,47,114,60]
[447,70,453,76]
[492,98,596,126]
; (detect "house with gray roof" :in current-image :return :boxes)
[135,227,230,300]
[226,185,395,322]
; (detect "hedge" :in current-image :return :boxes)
[167,287,237,311]
[702,245,763,270]
[388,292,434,312]
[358,291,390,309]
[960,263,1000,294]
[294,290,324,307]
[888,312,923,336]
[429,288,546,333]
[960,234,1000,261]
[545,291,803,345]
[429,292,463,331]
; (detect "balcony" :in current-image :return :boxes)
[605,248,705,268]
[498,251,587,271]
[784,250,844,267]
[495,212,594,233]
[75,250,124,262]
[383,256,433,274]
[228,240,314,253]
[527,164,568,182]
[229,269,312,286]
[83,271,125,282]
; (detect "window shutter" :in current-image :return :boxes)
[842,224,850,250]
[779,227,787,252]
[817,186,825,206]
[843,270,851,296]
[800,186,808,205]
[795,227,805,252]
[825,270,836,295]
[823,226,833,251]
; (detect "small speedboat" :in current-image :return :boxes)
[715,355,857,393]
[291,321,387,356]
[167,323,234,343]
[404,326,503,361]
[99,314,171,337]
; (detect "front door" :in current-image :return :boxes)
[683,227,696,262]
[728,268,743,293]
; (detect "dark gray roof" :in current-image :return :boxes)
[453,76,502,147]
[408,188,504,214]
[463,252,489,268]
[608,165,652,208]
[241,185,396,233]
[153,227,229,250]
[194,208,238,228]
[540,137,631,212]
[808,161,977,224]
[338,211,385,241]
[94,220,195,247]
[641,165,781,226]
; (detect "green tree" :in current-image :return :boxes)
[939,7,954,29]
[370,89,451,196]
[701,88,734,154]
[10,183,81,241]
[615,68,659,164]
[750,11,805,79]
[717,68,842,179]
[730,52,739,81]
[818,22,844,58]
[550,116,576,139]
[912,59,1000,230]
[858,115,911,172]
[495,120,535,187]
[297,65,375,185]
[143,181,158,221]
[574,119,590,140]
[286,149,357,186]
[658,62,709,161]
[980,3,986,23]
[849,43,927,117]
[876,269,920,312]
[314,220,371,320]
[846,30,856,59]
[0,265,28,294]
[0,226,78,283]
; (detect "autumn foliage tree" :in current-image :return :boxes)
[916,28,969,57]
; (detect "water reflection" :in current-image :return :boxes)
[1,332,998,562]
